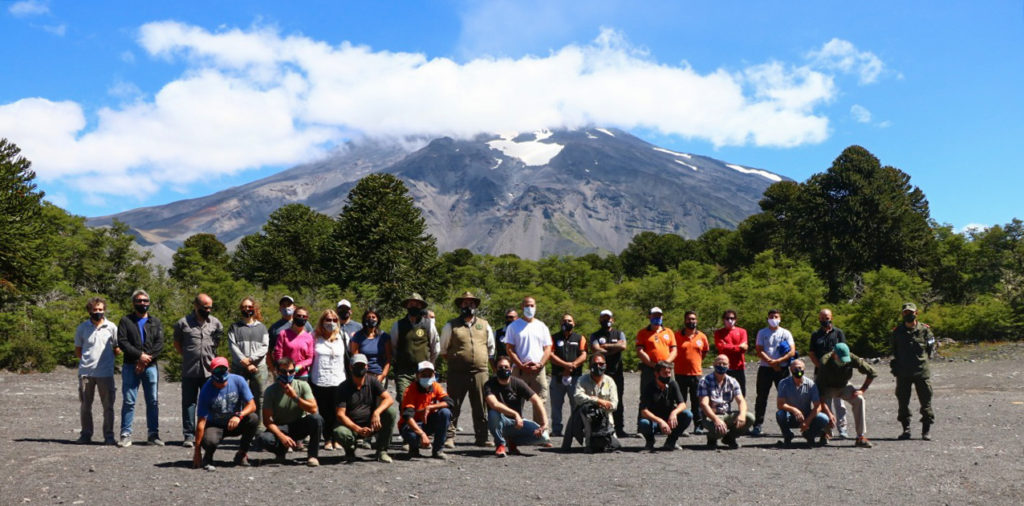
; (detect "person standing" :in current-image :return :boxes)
[697,354,753,449]
[174,293,224,448]
[808,308,849,438]
[713,309,749,395]
[74,297,119,445]
[673,310,709,435]
[273,307,315,380]
[311,309,348,451]
[816,343,876,448]
[492,309,517,367]
[440,291,495,447]
[350,309,392,386]
[775,359,830,447]
[335,299,364,337]
[891,302,936,441]
[548,313,587,437]
[389,293,440,408]
[227,297,269,428]
[192,357,259,470]
[116,289,165,448]
[503,296,553,419]
[589,309,628,438]
[751,309,796,436]
[636,307,676,426]
[267,296,312,373]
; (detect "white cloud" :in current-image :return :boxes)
[959,223,990,235]
[850,104,872,123]
[0,22,862,199]
[807,38,884,85]
[120,50,136,63]
[42,23,65,36]
[8,0,49,17]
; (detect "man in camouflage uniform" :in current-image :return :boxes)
[890,302,935,441]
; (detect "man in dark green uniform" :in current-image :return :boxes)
[890,302,936,441]
[389,293,439,409]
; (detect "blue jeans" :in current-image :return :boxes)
[638,409,693,443]
[121,364,159,437]
[181,376,205,440]
[549,375,579,434]
[488,409,547,447]
[776,410,830,440]
[401,408,451,454]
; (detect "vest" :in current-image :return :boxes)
[552,332,584,377]
[395,317,431,375]
[446,317,490,372]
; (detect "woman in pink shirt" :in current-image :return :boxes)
[273,306,315,380]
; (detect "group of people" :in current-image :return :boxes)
[73,290,936,468]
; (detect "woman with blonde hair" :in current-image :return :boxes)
[227,297,269,427]
[311,309,348,451]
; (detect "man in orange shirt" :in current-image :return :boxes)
[636,307,677,427]
[674,310,709,435]
[713,309,749,395]
[400,361,454,460]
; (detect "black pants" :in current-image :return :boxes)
[754,366,790,426]
[675,375,703,426]
[637,365,655,425]
[609,370,625,433]
[200,412,259,464]
[310,384,338,442]
[258,413,324,459]
[726,369,746,396]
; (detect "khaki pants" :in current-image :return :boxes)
[820,385,867,437]
[79,375,116,440]
[513,366,548,422]
[446,367,490,443]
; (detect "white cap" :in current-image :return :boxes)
[350,354,369,366]
[649,307,664,315]
[600,309,613,317]
[417,360,435,372]
[336,299,352,309]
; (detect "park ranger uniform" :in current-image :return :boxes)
[441,294,495,445]
[890,320,936,434]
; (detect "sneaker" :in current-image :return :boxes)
[898,429,912,440]
[408,447,421,458]
[722,435,740,449]
[233,453,251,467]
[817,435,828,446]
[661,441,679,451]
[837,429,850,440]
[117,435,132,448]
[432,450,449,461]
[147,435,165,446]
[376,451,392,464]
[203,464,216,472]
[322,442,335,452]
[182,439,195,449]
[615,430,629,439]
[443,439,455,449]
[357,439,372,449]
[693,426,706,436]
[495,444,508,458]
[475,438,493,447]
[75,435,92,445]
[855,436,873,448]
[307,457,320,467]
[750,425,762,437]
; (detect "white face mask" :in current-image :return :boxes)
[324,322,337,332]
[768,318,781,328]
[523,306,536,319]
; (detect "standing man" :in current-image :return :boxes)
[390,293,440,408]
[440,291,495,447]
[891,302,936,441]
[74,297,119,445]
[548,313,587,437]
[336,299,364,337]
[713,309,749,395]
[808,308,849,438]
[590,309,628,438]
[192,357,259,470]
[638,361,693,452]
[775,359,830,447]
[673,311,709,435]
[504,296,553,419]
[174,293,224,448]
[636,307,676,425]
[816,343,876,448]
[116,289,165,448]
[492,309,517,367]
[267,296,312,373]
[698,355,753,449]
[751,309,796,436]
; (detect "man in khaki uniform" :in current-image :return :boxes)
[891,302,936,441]
[441,291,495,447]
[389,293,440,409]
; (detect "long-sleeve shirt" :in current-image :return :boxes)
[815,352,878,389]
[573,373,618,426]
[227,320,269,370]
[273,327,315,377]
[714,326,749,370]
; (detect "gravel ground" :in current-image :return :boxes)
[2,345,1022,505]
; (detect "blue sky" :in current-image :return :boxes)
[1,0,1022,232]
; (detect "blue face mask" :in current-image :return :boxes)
[212,369,228,383]
[277,373,295,385]
[419,377,435,389]
[649,317,663,326]
[714,364,729,375]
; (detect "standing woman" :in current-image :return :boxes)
[272,307,315,381]
[311,309,348,451]
[227,297,270,426]
[349,309,392,387]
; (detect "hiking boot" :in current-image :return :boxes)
[75,435,92,445]
[922,422,932,441]
[475,438,493,447]
[495,444,508,458]
[357,439,372,449]
[376,451,393,464]
[750,425,762,437]
[855,436,873,448]
[432,450,449,461]
[443,438,455,449]
[898,429,912,440]
[706,434,718,449]
[722,435,740,449]
[817,435,828,446]
[408,446,421,458]
[103,437,117,446]
[643,435,655,452]
[147,434,165,446]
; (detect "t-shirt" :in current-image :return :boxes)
[351,330,390,375]
[335,376,386,427]
[589,328,627,375]
[673,329,709,376]
[755,326,795,368]
[263,379,315,426]
[809,326,847,362]
[196,374,253,428]
[136,316,149,345]
[640,379,685,419]
[713,326,748,370]
[503,318,553,365]
[401,381,452,423]
[637,326,676,364]
[697,372,743,415]
[483,376,536,416]
[777,376,820,416]
[75,319,118,377]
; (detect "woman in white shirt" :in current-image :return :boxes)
[310,309,348,451]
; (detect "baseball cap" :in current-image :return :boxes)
[279,295,295,305]
[901,302,917,312]
[210,356,229,370]
[600,309,613,317]
[350,354,369,366]
[833,342,852,364]
[337,299,352,309]
[417,360,435,372]
[649,307,663,315]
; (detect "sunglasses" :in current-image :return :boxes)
[324,318,339,323]
[135,299,150,303]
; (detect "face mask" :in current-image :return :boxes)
[242,309,255,318]
[407,308,424,318]
[419,377,435,389]
[339,310,351,320]
[724,319,735,328]
[497,368,512,380]
[903,313,916,323]
[649,317,663,326]
[292,317,308,328]
[133,303,149,315]
[714,364,729,375]
[281,307,294,318]
[460,307,475,318]
[90,312,104,322]
[324,322,337,332]
[768,318,780,328]
[793,369,805,378]
[197,307,212,319]
[657,375,671,384]
[601,320,612,329]
[212,369,228,383]
[277,373,295,384]
[363,319,378,328]
[592,365,606,376]
[820,319,831,328]
[561,322,574,333]
[523,306,536,319]
[685,322,697,330]
[352,366,367,378]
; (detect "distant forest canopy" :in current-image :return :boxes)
[2,138,1022,373]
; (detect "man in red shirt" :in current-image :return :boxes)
[674,310,709,434]
[636,307,677,428]
[713,309,749,395]
[400,361,454,460]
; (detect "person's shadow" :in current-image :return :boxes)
[14,438,87,445]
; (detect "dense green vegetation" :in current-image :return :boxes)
[2,139,1021,373]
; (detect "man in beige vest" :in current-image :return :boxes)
[441,291,495,447]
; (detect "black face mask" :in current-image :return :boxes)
[561,322,574,333]
[242,309,255,318]
[685,322,697,330]
[601,320,612,329]
[460,307,476,318]
[292,317,308,328]
[90,312,104,322]
[497,368,512,380]
[133,303,149,315]
[338,310,351,320]
[352,366,367,378]
[197,307,212,318]
[363,319,378,328]
[592,364,606,376]
[793,369,805,378]
[657,375,671,384]
[903,313,916,323]
[820,319,832,328]
[407,308,424,319]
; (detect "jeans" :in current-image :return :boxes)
[754,366,790,426]
[776,410,830,440]
[259,413,323,459]
[638,409,693,444]
[79,376,116,440]
[549,374,579,434]
[333,404,398,453]
[487,409,547,447]
[120,364,159,437]
[400,408,451,454]
[181,376,205,440]
[201,412,259,464]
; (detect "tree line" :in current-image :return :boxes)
[2,138,1021,373]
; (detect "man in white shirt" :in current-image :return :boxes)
[752,309,796,436]
[503,296,552,420]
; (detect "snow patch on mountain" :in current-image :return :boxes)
[653,147,692,159]
[595,128,615,137]
[726,163,782,182]
[487,132,564,166]
[675,160,698,171]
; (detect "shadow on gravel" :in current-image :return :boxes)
[13,438,81,445]
[154,460,193,468]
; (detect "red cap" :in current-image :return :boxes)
[210,356,229,370]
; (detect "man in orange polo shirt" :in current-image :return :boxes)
[636,307,677,427]
[400,361,454,460]
[674,310,709,435]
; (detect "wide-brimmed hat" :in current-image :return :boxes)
[401,293,427,308]
[454,291,481,307]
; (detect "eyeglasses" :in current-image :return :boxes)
[725,318,736,322]
[324,318,339,323]
[135,299,150,303]
[283,369,296,375]
[241,305,254,309]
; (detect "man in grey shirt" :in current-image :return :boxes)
[74,297,120,445]
[174,293,224,447]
